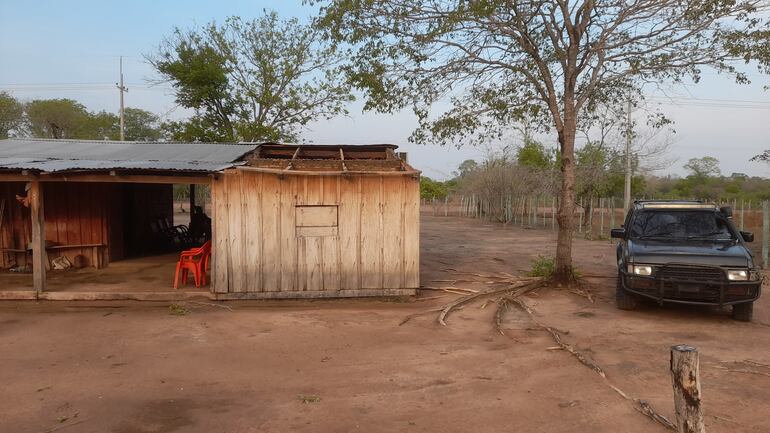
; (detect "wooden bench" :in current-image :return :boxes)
[1,244,106,270]
[46,244,107,269]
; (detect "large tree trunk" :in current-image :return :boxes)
[555,107,577,281]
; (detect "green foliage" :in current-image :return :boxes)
[0,91,24,139]
[517,139,555,169]
[150,11,354,142]
[168,303,190,316]
[161,117,232,142]
[528,255,580,278]
[123,108,162,141]
[420,176,451,200]
[25,99,125,140]
[684,156,721,178]
[528,255,556,278]
[26,99,91,139]
[644,173,770,202]
[456,159,478,178]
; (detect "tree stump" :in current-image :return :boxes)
[670,345,706,433]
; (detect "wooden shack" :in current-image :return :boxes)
[0,139,420,300]
[211,144,420,298]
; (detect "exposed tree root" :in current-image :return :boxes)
[505,295,676,431]
[506,295,605,378]
[399,308,443,326]
[438,280,543,326]
[495,298,509,336]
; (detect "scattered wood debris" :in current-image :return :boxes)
[438,280,543,326]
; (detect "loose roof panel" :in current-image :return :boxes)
[244,143,418,175]
[0,138,258,173]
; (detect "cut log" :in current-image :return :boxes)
[670,345,706,433]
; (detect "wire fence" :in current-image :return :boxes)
[422,195,770,268]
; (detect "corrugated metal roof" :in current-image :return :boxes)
[0,138,258,173]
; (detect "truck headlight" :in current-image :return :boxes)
[727,270,749,281]
[631,265,653,276]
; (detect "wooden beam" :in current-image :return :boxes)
[285,146,302,171]
[29,180,46,294]
[43,174,212,184]
[0,173,214,184]
[0,173,33,182]
[339,148,348,172]
[189,184,196,211]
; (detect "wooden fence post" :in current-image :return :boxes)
[551,197,556,231]
[600,197,605,236]
[578,197,584,233]
[763,201,768,269]
[670,345,705,433]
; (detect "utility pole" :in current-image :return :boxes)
[623,99,632,214]
[116,56,128,141]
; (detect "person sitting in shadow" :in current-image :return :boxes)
[188,206,212,242]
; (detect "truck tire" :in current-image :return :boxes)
[616,272,638,310]
[731,302,753,322]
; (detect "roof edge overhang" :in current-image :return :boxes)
[0,169,215,184]
[234,165,421,177]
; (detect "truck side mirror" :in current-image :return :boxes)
[740,231,754,242]
[610,228,626,239]
[720,206,733,218]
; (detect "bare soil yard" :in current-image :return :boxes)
[1,215,769,433]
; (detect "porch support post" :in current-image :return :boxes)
[189,184,196,211]
[30,180,46,293]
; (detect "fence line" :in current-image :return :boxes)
[423,195,770,268]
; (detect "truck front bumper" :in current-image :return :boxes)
[621,270,761,307]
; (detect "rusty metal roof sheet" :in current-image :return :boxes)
[0,138,258,173]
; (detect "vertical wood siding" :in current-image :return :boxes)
[212,170,420,293]
[0,182,173,268]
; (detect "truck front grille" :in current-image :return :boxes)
[657,266,725,282]
[656,266,725,302]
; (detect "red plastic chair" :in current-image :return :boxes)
[173,241,211,289]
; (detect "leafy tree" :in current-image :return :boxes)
[161,117,233,142]
[124,108,162,141]
[420,177,450,200]
[317,0,769,280]
[84,111,120,140]
[684,156,722,178]
[26,99,90,139]
[150,11,354,142]
[517,139,554,169]
[456,159,479,178]
[0,91,24,139]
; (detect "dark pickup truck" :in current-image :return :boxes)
[611,200,762,321]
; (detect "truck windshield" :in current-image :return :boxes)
[629,210,734,240]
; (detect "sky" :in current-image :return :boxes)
[1,0,769,180]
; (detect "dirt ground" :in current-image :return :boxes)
[1,215,769,433]
[0,253,202,294]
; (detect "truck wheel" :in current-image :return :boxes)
[731,302,753,322]
[616,272,638,311]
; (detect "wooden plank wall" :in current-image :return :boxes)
[0,182,173,268]
[212,170,420,294]
[0,182,30,268]
[0,182,113,268]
